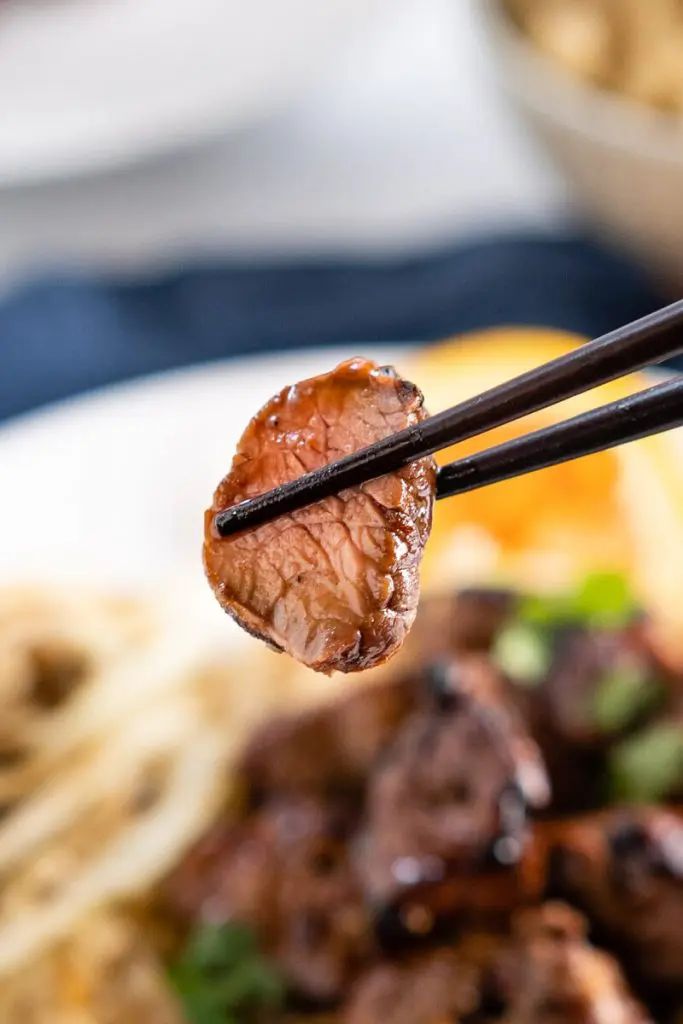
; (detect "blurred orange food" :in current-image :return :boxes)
[405,327,683,660]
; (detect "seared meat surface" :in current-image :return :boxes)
[357,658,536,930]
[204,359,436,673]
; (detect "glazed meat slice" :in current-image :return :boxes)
[357,657,540,935]
[204,358,436,674]
[342,950,483,1024]
[495,902,650,1024]
[165,797,373,1002]
[537,807,683,990]
[239,676,418,804]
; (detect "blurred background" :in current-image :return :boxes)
[1,0,683,421]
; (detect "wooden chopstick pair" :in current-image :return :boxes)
[214,300,683,538]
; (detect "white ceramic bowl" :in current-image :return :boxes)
[481,0,683,286]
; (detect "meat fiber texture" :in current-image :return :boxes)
[204,359,436,674]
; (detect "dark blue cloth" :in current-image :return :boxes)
[0,232,678,423]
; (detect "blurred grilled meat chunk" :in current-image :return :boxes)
[357,657,546,935]
[536,807,683,990]
[165,796,373,1003]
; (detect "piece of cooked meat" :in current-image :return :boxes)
[495,902,651,1024]
[164,796,374,1003]
[436,655,550,811]
[204,359,437,674]
[342,950,483,1024]
[536,807,683,991]
[357,659,534,934]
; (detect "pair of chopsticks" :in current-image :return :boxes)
[214,300,683,538]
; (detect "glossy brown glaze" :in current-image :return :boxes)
[204,359,436,674]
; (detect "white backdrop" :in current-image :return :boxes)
[0,0,572,281]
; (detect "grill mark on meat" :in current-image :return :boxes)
[204,358,437,673]
[357,663,533,930]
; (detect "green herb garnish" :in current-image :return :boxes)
[609,722,683,803]
[590,666,661,734]
[492,621,552,686]
[168,922,284,1024]
[519,572,638,631]
[494,572,639,687]
[571,572,640,629]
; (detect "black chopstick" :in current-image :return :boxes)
[214,299,683,537]
[436,376,683,500]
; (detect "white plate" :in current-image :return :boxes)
[0,348,394,597]
[0,0,382,184]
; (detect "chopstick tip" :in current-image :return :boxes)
[213,506,241,538]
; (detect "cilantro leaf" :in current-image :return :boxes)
[168,922,283,1024]
[495,572,640,687]
[519,572,638,631]
[571,572,640,629]
[492,621,552,685]
[609,722,683,803]
[591,667,661,734]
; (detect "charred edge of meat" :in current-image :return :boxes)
[395,378,422,407]
[424,660,467,713]
[483,781,528,871]
[609,820,652,865]
[608,816,683,884]
[221,600,287,654]
[370,899,458,953]
[543,845,574,902]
